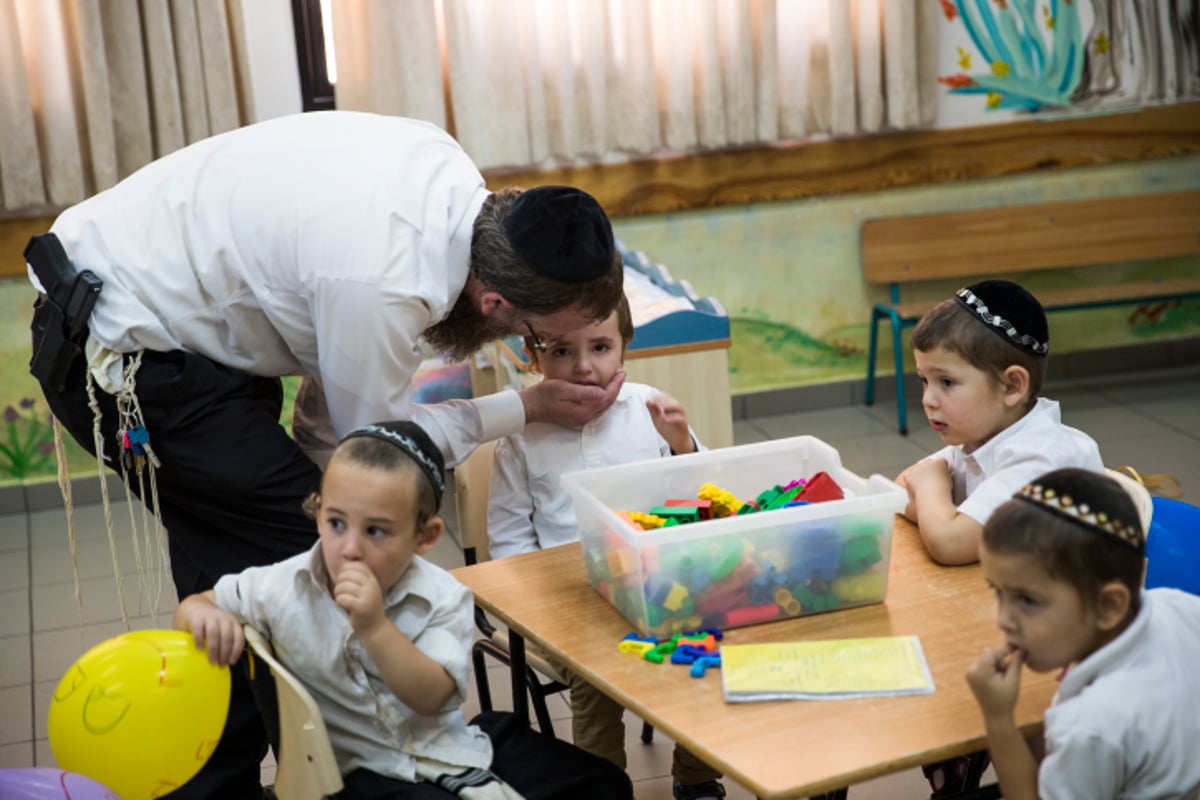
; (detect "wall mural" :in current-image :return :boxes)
[937,0,1199,119]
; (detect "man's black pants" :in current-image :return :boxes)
[36,342,322,800]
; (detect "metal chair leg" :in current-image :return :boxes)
[471,641,494,713]
[889,312,908,435]
[809,789,848,800]
[526,670,558,736]
[865,306,882,406]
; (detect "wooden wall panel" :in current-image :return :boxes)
[484,102,1200,217]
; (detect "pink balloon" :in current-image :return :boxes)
[0,768,119,799]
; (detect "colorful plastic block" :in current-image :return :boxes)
[665,498,714,520]
[661,582,690,612]
[606,548,636,578]
[650,505,701,524]
[723,602,780,627]
[626,511,666,530]
[698,482,744,517]
[831,572,885,602]
[796,471,844,503]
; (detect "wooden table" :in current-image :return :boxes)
[451,517,1057,799]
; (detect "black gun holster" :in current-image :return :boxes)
[27,233,103,393]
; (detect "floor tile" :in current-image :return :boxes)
[0,588,30,638]
[0,547,30,590]
[31,573,177,632]
[28,502,136,548]
[1064,403,1179,445]
[0,513,28,552]
[0,741,34,768]
[0,634,32,689]
[1128,396,1200,440]
[1097,432,1200,501]
[0,684,33,746]
[31,531,170,585]
[732,420,770,446]
[748,406,893,441]
[825,433,929,478]
[33,738,53,767]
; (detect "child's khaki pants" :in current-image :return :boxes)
[544,653,722,786]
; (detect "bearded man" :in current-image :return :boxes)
[26,111,624,800]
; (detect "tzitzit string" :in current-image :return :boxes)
[85,368,130,630]
[112,351,170,624]
[51,415,84,636]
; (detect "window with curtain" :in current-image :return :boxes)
[328,0,941,172]
[0,0,254,213]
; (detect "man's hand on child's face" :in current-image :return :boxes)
[520,370,626,429]
[334,561,386,633]
[966,645,1023,719]
[647,394,694,454]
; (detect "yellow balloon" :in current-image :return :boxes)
[48,629,231,800]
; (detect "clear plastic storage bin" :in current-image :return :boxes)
[560,436,907,636]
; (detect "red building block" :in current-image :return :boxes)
[796,471,844,503]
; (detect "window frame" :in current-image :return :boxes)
[291,0,335,112]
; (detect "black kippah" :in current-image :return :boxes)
[342,421,446,507]
[954,280,1049,357]
[504,185,615,282]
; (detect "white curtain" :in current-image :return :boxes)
[1077,0,1200,105]
[0,0,254,213]
[331,0,940,171]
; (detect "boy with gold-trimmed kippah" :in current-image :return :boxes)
[896,280,1104,566]
[969,468,1200,800]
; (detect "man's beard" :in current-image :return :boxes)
[422,291,517,363]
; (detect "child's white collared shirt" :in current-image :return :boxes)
[929,397,1104,525]
[487,381,703,558]
[1041,588,1200,799]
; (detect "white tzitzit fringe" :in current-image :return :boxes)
[54,351,172,634]
[112,351,170,622]
[51,416,84,639]
[84,370,130,630]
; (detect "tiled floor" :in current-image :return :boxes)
[3,364,1198,798]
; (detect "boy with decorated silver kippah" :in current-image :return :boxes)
[969,468,1200,800]
[896,280,1104,566]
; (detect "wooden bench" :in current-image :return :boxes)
[862,189,1200,434]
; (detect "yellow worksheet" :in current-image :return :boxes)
[721,636,935,702]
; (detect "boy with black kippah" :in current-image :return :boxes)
[969,468,1200,800]
[175,420,633,799]
[896,279,1104,567]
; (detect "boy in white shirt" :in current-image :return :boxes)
[175,420,632,799]
[488,297,726,800]
[897,280,1104,567]
[969,468,1200,800]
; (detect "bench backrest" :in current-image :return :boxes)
[862,189,1200,285]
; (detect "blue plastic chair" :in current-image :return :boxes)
[1145,496,1200,595]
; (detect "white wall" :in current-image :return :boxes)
[240,0,304,121]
